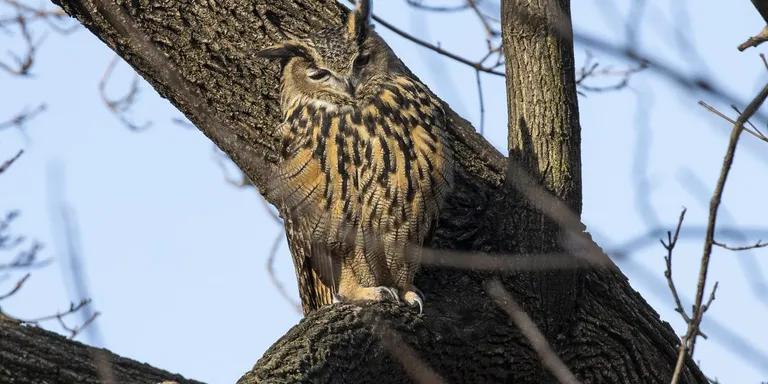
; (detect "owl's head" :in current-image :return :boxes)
[258,0,396,107]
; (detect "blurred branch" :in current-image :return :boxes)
[99,55,151,131]
[0,241,46,270]
[0,103,46,132]
[47,164,116,382]
[671,81,768,384]
[486,279,581,384]
[0,210,49,270]
[0,10,42,76]
[371,315,446,384]
[266,230,301,313]
[0,0,75,32]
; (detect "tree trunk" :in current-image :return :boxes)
[6,0,710,383]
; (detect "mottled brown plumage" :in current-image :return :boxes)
[259,0,453,315]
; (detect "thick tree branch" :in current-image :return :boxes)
[0,316,202,383]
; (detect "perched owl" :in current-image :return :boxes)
[259,0,453,315]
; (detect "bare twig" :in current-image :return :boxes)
[670,82,768,384]
[21,298,91,323]
[486,280,581,384]
[350,0,505,76]
[57,309,101,339]
[713,239,768,251]
[0,150,23,174]
[661,209,691,324]
[266,231,301,313]
[698,101,768,143]
[738,25,768,52]
[0,272,29,300]
[575,52,647,94]
[474,69,485,135]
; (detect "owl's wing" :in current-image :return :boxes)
[265,119,352,313]
[282,215,336,314]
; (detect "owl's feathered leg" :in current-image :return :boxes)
[391,242,424,313]
[337,261,399,303]
[335,230,400,303]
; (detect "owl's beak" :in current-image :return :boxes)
[345,78,356,97]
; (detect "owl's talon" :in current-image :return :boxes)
[403,290,424,313]
[375,286,399,302]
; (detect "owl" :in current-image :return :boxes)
[258,0,453,315]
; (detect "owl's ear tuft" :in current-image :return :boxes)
[346,0,372,44]
[256,42,311,61]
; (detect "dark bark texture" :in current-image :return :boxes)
[0,316,202,383]
[5,0,710,383]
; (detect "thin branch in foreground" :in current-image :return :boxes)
[670,81,768,384]
[485,279,581,384]
[366,311,446,384]
[0,150,23,174]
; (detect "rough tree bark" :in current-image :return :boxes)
[2,0,709,383]
[0,315,202,383]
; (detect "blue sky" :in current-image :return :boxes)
[1,1,767,383]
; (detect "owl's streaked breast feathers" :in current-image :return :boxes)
[259,0,454,314]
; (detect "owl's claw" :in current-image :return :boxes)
[375,286,400,302]
[403,290,424,313]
